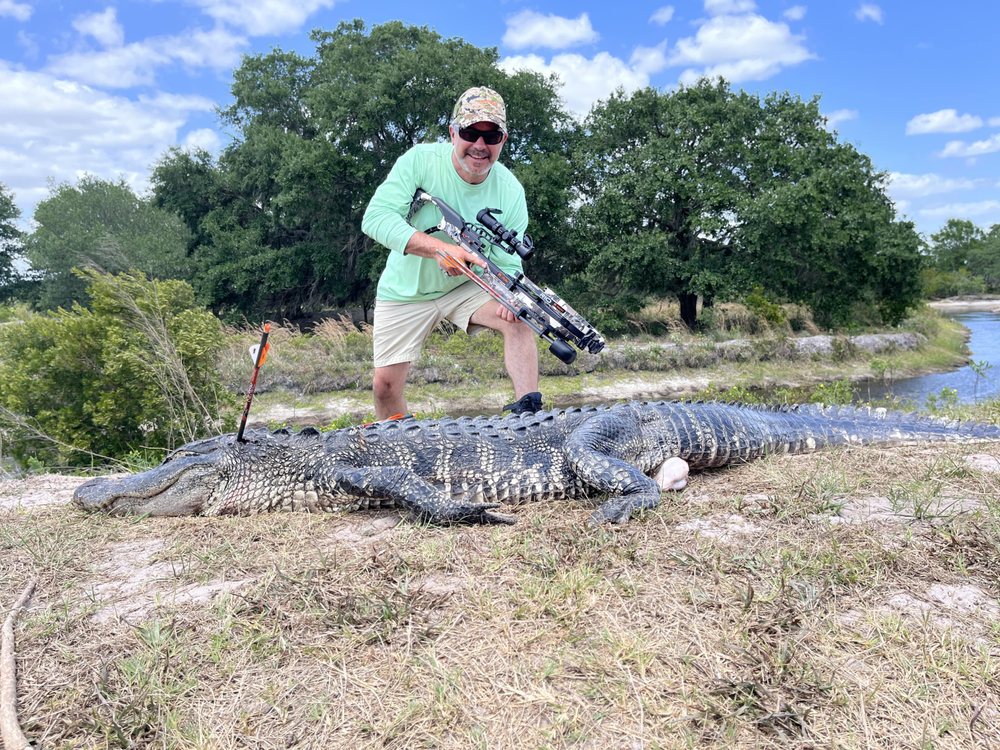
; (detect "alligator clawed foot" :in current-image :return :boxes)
[422,500,516,525]
[589,493,660,526]
[588,504,633,526]
[478,509,518,525]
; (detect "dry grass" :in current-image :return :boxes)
[3,437,1000,748]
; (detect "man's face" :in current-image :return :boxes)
[451,121,506,184]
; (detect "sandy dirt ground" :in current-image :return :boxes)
[927,298,1000,313]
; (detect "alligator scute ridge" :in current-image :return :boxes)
[73,400,1000,525]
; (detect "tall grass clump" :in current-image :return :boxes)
[219,317,374,395]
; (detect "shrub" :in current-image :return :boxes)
[0,271,233,468]
[920,267,986,299]
[807,379,854,405]
[744,287,787,328]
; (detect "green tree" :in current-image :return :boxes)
[929,219,984,273]
[150,147,223,253]
[573,80,922,329]
[969,223,1000,291]
[152,20,574,320]
[739,137,923,327]
[0,271,231,467]
[25,177,192,310]
[0,183,24,301]
[573,80,759,330]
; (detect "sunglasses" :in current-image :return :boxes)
[457,126,504,145]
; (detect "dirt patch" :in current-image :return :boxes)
[927,297,1000,313]
[840,582,1000,636]
[820,494,985,525]
[966,453,1000,473]
[325,514,402,547]
[0,473,89,511]
[675,513,764,542]
[86,537,252,624]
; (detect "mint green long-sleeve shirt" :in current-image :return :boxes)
[361,142,528,302]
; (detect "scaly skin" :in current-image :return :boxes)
[73,401,1000,525]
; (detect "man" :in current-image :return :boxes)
[361,86,543,420]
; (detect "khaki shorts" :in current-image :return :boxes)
[373,282,492,367]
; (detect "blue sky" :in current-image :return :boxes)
[2,0,998,238]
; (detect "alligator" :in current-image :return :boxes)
[73,401,1000,525]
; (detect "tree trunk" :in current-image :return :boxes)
[678,292,699,330]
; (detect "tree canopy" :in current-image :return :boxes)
[25,176,191,310]
[0,183,26,301]
[572,80,922,329]
[921,218,999,297]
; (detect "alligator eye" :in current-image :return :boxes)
[163,450,198,463]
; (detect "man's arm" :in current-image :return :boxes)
[361,150,484,274]
[360,149,422,253]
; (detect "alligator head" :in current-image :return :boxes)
[74,434,236,516]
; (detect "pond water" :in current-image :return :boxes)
[856,311,1000,406]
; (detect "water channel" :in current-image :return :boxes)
[855,311,1000,406]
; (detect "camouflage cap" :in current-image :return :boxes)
[452,86,508,134]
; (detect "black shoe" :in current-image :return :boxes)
[503,391,543,415]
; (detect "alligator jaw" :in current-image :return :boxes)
[73,455,221,516]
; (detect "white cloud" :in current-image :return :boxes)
[502,11,599,50]
[168,26,249,69]
[939,133,1000,158]
[887,172,978,198]
[47,45,169,88]
[138,92,218,112]
[16,30,39,59]
[0,0,31,22]
[669,14,814,84]
[500,52,650,119]
[823,108,857,130]
[650,6,675,25]
[855,4,883,24]
[46,27,247,88]
[630,42,669,76]
[0,63,215,223]
[183,128,223,154]
[73,7,125,48]
[705,0,756,15]
[185,0,337,36]
[906,109,983,135]
[783,5,806,21]
[919,200,1000,219]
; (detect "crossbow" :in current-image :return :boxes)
[413,189,605,365]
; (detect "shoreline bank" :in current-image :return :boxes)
[927,297,1000,313]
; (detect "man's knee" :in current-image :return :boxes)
[493,315,532,340]
[372,376,394,400]
[373,367,406,400]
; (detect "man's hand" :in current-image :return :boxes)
[437,245,486,276]
[495,303,517,322]
[403,233,486,276]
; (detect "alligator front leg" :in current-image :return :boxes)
[563,407,670,525]
[335,466,515,525]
